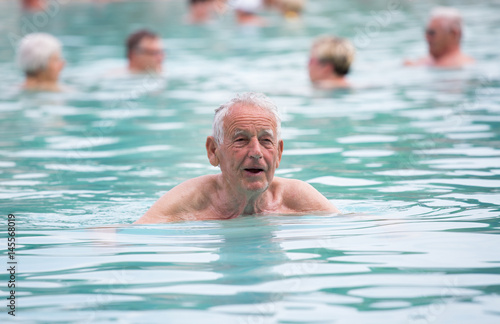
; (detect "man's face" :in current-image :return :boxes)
[308,55,323,82]
[45,52,65,82]
[216,104,283,194]
[131,37,164,73]
[426,18,454,58]
[308,47,331,82]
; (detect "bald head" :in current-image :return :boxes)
[429,7,463,37]
[426,7,464,59]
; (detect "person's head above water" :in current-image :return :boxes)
[426,7,463,60]
[232,0,266,26]
[135,92,339,224]
[207,93,283,195]
[126,29,164,74]
[17,33,65,92]
[308,35,355,89]
[405,7,473,68]
[188,0,215,24]
[278,0,305,19]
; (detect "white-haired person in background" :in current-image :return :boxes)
[17,33,65,92]
[231,0,266,26]
[308,35,355,89]
[405,7,474,68]
[135,92,339,224]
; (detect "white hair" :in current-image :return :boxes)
[212,92,281,145]
[230,0,263,13]
[430,6,463,33]
[17,33,62,76]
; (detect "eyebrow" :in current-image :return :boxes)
[260,129,274,137]
[233,129,274,137]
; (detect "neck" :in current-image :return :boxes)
[212,175,270,218]
[128,63,160,75]
[431,44,462,62]
[314,75,349,89]
[24,75,60,92]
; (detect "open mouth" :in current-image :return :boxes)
[244,168,264,174]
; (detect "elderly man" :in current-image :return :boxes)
[405,7,474,68]
[308,35,355,89]
[135,93,339,224]
[126,29,165,74]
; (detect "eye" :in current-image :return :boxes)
[234,137,247,144]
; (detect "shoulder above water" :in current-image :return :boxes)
[271,177,340,214]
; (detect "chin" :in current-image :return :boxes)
[244,182,269,193]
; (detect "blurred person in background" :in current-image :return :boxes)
[232,0,266,26]
[21,0,45,11]
[17,33,65,92]
[308,35,355,89]
[212,0,229,15]
[262,0,278,10]
[126,29,164,74]
[187,0,215,24]
[405,7,474,68]
[278,0,305,20]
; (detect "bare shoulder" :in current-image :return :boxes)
[404,57,431,67]
[134,175,217,224]
[273,177,340,213]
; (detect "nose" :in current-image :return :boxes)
[248,137,262,160]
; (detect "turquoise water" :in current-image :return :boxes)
[1,0,500,322]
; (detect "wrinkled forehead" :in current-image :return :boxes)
[223,104,278,135]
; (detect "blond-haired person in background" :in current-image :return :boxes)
[278,0,305,20]
[308,35,355,89]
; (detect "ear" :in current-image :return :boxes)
[450,28,461,42]
[326,62,335,75]
[318,61,334,77]
[276,139,284,168]
[206,136,220,167]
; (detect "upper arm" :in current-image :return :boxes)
[134,189,182,224]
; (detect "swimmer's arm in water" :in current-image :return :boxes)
[279,178,340,214]
[134,176,210,224]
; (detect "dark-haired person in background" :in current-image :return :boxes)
[187,0,215,24]
[126,29,165,74]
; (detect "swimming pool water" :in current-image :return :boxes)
[1,0,499,323]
